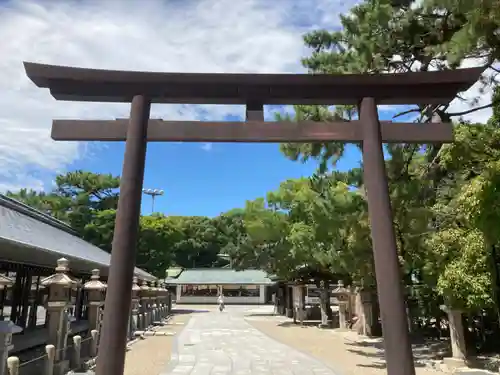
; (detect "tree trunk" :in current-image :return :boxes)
[355,287,381,337]
[318,281,330,328]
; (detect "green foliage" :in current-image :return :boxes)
[425,228,492,309]
[6,172,230,277]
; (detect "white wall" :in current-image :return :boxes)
[259,285,266,304]
[176,296,261,304]
[174,283,270,304]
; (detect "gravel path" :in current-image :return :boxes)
[123,311,195,375]
[124,305,446,375]
[246,310,444,375]
[160,305,339,375]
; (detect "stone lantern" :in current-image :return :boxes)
[139,280,150,329]
[158,282,167,319]
[40,258,78,373]
[130,277,141,335]
[149,281,159,324]
[332,280,350,330]
[83,269,107,331]
[149,281,157,300]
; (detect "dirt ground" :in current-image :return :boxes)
[123,311,194,375]
[248,319,445,375]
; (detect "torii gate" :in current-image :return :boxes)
[23,61,482,375]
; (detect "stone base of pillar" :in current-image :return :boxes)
[285,308,293,318]
[54,359,70,375]
[443,357,467,371]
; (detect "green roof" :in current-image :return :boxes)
[164,268,274,285]
[165,267,183,278]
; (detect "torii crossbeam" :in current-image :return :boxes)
[51,119,454,143]
[23,61,483,375]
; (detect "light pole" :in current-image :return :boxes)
[142,188,164,214]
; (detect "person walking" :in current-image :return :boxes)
[217,292,225,312]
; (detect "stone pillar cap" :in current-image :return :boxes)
[131,276,141,291]
[332,280,349,295]
[139,280,150,291]
[41,258,78,287]
[150,281,160,292]
[84,269,107,290]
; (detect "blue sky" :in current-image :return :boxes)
[68,109,401,218]
[0,0,489,217]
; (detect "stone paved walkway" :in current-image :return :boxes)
[160,306,339,375]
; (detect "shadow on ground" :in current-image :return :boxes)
[245,313,279,317]
[277,321,326,328]
[171,309,209,315]
[345,338,450,369]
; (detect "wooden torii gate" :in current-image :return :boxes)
[23,61,482,375]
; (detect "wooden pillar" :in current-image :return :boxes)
[360,97,415,375]
[28,277,42,329]
[9,270,25,324]
[95,95,151,375]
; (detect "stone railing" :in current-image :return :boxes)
[7,299,172,375]
[4,258,173,375]
[7,330,97,375]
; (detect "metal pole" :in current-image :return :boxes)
[95,95,151,375]
[360,97,415,375]
[151,195,155,214]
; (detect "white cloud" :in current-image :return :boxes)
[1,0,358,191]
[447,58,499,124]
[7,0,493,193]
[378,56,494,123]
[201,143,213,152]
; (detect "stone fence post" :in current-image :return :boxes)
[71,335,82,371]
[90,329,99,357]
[6,357,18,375]
[45,344,55,375]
